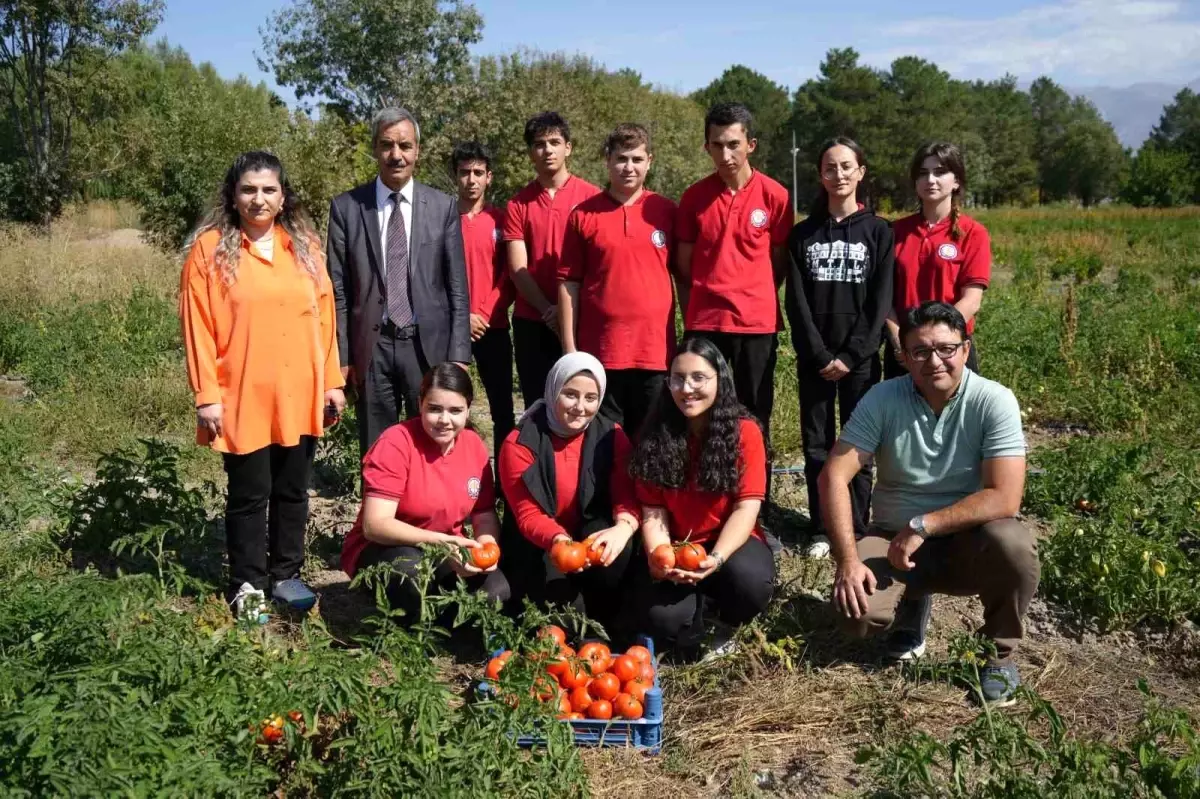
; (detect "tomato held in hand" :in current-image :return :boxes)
[650,543,675,571]
[611,654,639,683]
[585,537,605,567]
[588,671,621,701]
[586,699,613,720]
[471,540,500,569]
[676,542,706,571]
[613,693,644,720]
[577,642,612,676]
[550,540,588,573]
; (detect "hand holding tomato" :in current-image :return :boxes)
[549,537,588,574]
[584,522,634,568]
[448,536,495,576]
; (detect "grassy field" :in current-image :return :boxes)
[1,204,1199,797]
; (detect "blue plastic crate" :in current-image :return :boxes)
[481,634,663,753]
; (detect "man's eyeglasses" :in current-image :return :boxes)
[667,372,715,391]
[907,342,966,362]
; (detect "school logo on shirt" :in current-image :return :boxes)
[466,477,481,499]
[650,229,667,248]
[749,208,769,229]
[938,242,959,260]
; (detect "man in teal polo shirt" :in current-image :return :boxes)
[819,300,1038,706]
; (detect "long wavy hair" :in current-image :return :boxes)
[629,336,754,493]
[910,141,967,240]
[181,151,320,286]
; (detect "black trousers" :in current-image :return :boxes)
[798,354,880,536]
[355,543,511,625]
[357,323,429,455]
[512,317,562,410]
[472,326,516,462]
[499,514,636,645]
[599,368,664,441]
[885,336,979,380]
[628,535,775,653]
[222,437,315,598]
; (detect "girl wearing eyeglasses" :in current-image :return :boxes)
[886,141,990,378]
[785,137,894,548]
[627,336,775,659]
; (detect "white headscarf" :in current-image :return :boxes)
[519,351,607,438]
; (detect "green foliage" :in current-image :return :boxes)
[1030,79,1129,205]
[1146,87,1200,202]
[1122,145,1195,207]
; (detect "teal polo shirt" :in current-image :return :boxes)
[839,369,1026,533]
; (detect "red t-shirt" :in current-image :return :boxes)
[461,205,513,329]
[676,171,790,334]
[502,175,602,321]
[892,212,992,335]
[560,191,677,371]
[634,418,767,546]
[497,424,639,550]
[341,419,496,576]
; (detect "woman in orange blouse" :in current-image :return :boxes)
[180,151,345,621]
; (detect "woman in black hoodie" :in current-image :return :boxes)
[785,137,894,549]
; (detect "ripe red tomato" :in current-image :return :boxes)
[556,693,572,717]
[546,644,575,679]
[260,724,284,744]
[485,650,512,681]
[584,536,605,567]
[625,645,652,665]
[589,672,621,701]
[531,675,558,702]
[586,699,613,720]
[611,654,639,683]
[471,540,500,569]
[577,642,612,676]
[676,542,706,571]
[569,684,593,713]
[287,710,304,723]
[636,661,655,683]
[538,625,567,646]
[559,660,591,690]
[623,677,652,705]
[613,693,644,720]
[550,540,588,573]
[567,711,585,720]
[650,543,676,571]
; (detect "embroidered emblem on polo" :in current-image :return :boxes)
[938,242,959,259]
[750,208,768,229]
[650,229,667,248]
[467,477,481,498]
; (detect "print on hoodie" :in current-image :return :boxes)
[807,239,869,284]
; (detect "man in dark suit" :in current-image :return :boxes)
[327,106,471,454]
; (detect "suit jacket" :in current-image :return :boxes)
[327,179,471,381]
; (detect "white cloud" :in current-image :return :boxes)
[864,0,1200,84]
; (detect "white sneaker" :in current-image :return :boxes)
[700,627,739,664]
[231,582,269,625]
[804,535,831,559]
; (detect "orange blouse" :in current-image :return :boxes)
[180,225,344,454]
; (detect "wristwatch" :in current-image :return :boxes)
[908,514,929,538]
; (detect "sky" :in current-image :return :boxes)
[155,0,1200,105]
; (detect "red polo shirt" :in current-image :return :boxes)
[461,205,513,329]
[341,419,496,576]
[634,418,767,546]
[497,424,639,550]
[892,212,992,335]
[502,175,602,321]
[676,171,790,334]
[560,190,677,371]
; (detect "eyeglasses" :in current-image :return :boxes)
[667,372,716,391]
[907,342,966,362]
[820,164,863,180]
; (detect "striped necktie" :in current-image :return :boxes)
[385,191,413,327]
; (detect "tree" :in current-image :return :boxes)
[1029,76,1073,202]
[691,65,791,186]
[0,0,162,222]
[965,76,1037,206]
[1147,88,1200,201]
[1030,78,1126,205]
[259,0,483,127]
[1121,145,1193,207]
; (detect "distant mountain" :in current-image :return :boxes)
[1077,78,1200,150]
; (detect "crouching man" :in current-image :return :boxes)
[819,300,1039,706]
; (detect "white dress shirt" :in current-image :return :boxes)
[375,176,415,323]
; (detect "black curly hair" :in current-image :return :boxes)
[629,336,754,493]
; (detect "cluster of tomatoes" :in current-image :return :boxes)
[548,537,607,573]
[484,625,655,722]
[649,541,706,572]
[253,710,304,745]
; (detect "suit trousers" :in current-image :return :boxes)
[357,323,429,455]
[471,326,515,463]
[222,437,315,598]
[512,317,562,410]
[798,354,880,536]
[841,519,1040,663]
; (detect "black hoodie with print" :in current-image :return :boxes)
[785,207,894,370]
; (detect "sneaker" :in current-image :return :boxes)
[804,534,831,559]
[271,578,317,611]
[230,582,269,625]
[885,594,932,661]
[700,622,739,664]
[979,662,1021,707]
